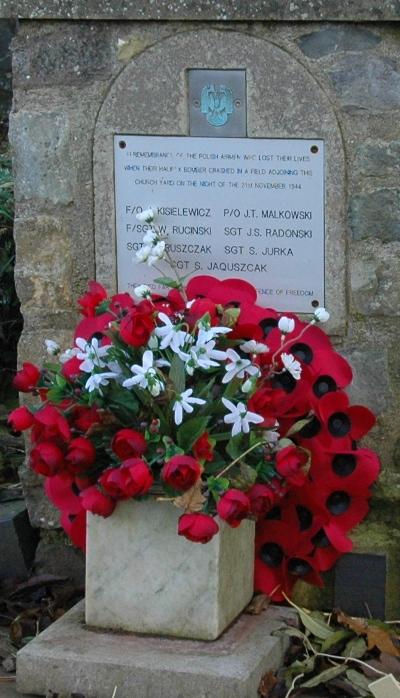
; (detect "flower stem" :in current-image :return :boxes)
[217,440,264,478]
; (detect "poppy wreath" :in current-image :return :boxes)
[9,209,379,602]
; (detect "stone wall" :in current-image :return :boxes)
[5,6,400,611]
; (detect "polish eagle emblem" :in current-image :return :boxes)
[200,84,234,127]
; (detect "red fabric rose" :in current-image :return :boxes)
[275,446,309,487]
[31,405,71,443]
[13,362,41,392]
[217,489,251,528]
[192,432,214,462]
[247,483,276,517]
[66,437,96,472]
[80,486,116,517]
[162,455,201,492]
[178,512,219,543]
[100,458,153,498]
[8,405,34,431]
[72,405,100,433]
[74,312,114,342]
[30,442,65,476]
[61,356,82,382]
[119,310,155,347]
[112,429,147,460]
[78,280,107,317]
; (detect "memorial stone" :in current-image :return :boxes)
[3,1,400,694]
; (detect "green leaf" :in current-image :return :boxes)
[169,355,185,394]
[276,437,295,450]
[299,609,335,640]
[177,416,210,452]
[96,300,110,315]
[286,417,312,437]
[226,434,245,460]
[55,374,67,389]
[107,383,139,420]
[320,629,354,653]
[207,476,230,497]
[343,636,368,659]
[239,462,257,486]
[221,307,241,327]
[301,664,347,688]
[46,387,65,404]
[345,668,372,694]
[162,436,184,459]
[153,276,182,289]
[285,657,316,685]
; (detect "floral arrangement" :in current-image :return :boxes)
[9,208,379,601]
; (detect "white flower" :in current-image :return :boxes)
[44,339,60,356]
[59,347,78,364]
[222,348,260,384]
[278,316,295,334]
[172,389,206,426]
[142,229,158,245]
[314,307,330,323]
[185,339,227,375]
[85,372,119,393]
[122,350,164,397]
[147,240,166,265]
[134,284,151,299]
[196,323,231,342]
[136,245,152,263]
[75,337,110,373]
[240,339,269,354]
[155,312,192,356]
[241,376,258,393]
[281,352,302,380]
[136,207,155,223]
[222,398,264,437]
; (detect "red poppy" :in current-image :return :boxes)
[315,391,376,448]
[74,312,114,342]
[60,510,87,551]
[78,280,107,317]
[254,520,322,601]
[310,446,380,489]
[109,292,134,315]
[45,473,83,515]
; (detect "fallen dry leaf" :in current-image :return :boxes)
[258,670,278,697]
[173,480,206,512]
[337,611,400,658]
[246,593,271,615]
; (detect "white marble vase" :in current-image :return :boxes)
[85,499,255,640]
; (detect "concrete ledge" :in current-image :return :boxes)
[2,0,400,21]
[17,600,294,698]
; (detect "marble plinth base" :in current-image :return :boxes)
[86,499,255,640]
[17,600,294,698]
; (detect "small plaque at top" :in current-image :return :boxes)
[188,69,246,137]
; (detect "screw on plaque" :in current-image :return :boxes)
[310,145,319,154]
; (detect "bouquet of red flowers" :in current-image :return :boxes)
[9,208,379,600]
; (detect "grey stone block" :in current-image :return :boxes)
[349,189,400,242]
[355,140,400,178]
[298,26,381,59]
[34,533,85,587]
[9,111,74,205]
[17,600,294,698]
[350,241,400,316]
[342,348,390,414]
[328,55,400,111]
[0,500,39,579]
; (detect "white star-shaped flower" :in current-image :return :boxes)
[281,353,302,380]
[75,337,110,373]
[172,389,206,425]
[122,350,164,397]
[222,398,264,437]
[155,313,192,356]
[85,372,119,394]
[222,348,260,384]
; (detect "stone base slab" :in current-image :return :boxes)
[17,600,294,698]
